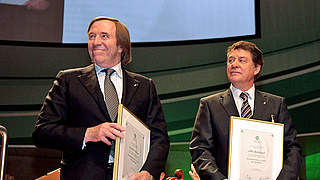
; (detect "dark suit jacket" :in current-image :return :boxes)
[190,88,301,180]
[32,64,170,179]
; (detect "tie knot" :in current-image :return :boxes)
[240,92,249,101]
[103,68,116,77]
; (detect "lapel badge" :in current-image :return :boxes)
[133,79,139,87]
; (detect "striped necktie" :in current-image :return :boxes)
[240,92,253,118]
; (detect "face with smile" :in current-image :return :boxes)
[227,49,261,91]
[88,20,123,68]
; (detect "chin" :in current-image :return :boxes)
[93,56,105,62]
[229,78,244,85]
[228,76,239,81]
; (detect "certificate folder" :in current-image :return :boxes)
[228,116,284,180]
[113,104,150,180]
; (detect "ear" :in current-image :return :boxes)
[117,45,123,53]
[254,64,261,76]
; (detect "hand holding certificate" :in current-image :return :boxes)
[113,104,150,180]
[228,116,284,180]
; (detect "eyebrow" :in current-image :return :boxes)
[88,31,110,35]
[228,55,247,58]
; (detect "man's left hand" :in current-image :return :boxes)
[129,171,153,180]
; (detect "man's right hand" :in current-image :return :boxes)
[84,122,125,145]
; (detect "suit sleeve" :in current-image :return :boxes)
[140,80,170,179]
[190,99,226,180]
[32,71,86,153]
[277,98,302,180]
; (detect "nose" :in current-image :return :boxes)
[93,36,102,45]
[230,61,240,70]
[229,60,239,69]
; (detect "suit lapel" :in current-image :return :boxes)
[218,89,239,138]
[252,90,270,121]
[219,89,271,120]
[219,89,239,117]
[77,64,108,116]
[122,70,140,107]
[219,88,272,122]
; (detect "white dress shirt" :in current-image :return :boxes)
[230,84,255,117]
[95,63,123,104]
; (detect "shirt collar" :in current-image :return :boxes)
[94,63,123,78]
[230,84,255,100]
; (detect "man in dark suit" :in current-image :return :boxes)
[189,41,301,180]
[32,16,170,180]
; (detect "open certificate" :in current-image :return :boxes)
[228,116,284,180]
[113,104,150,180]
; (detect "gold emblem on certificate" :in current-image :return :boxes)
[240,129,273,180]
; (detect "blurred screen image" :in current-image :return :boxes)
[0,0,257,44]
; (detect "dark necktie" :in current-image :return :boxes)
[103,69,118,163]
[240,92,253,118]
[103,69,119,122]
